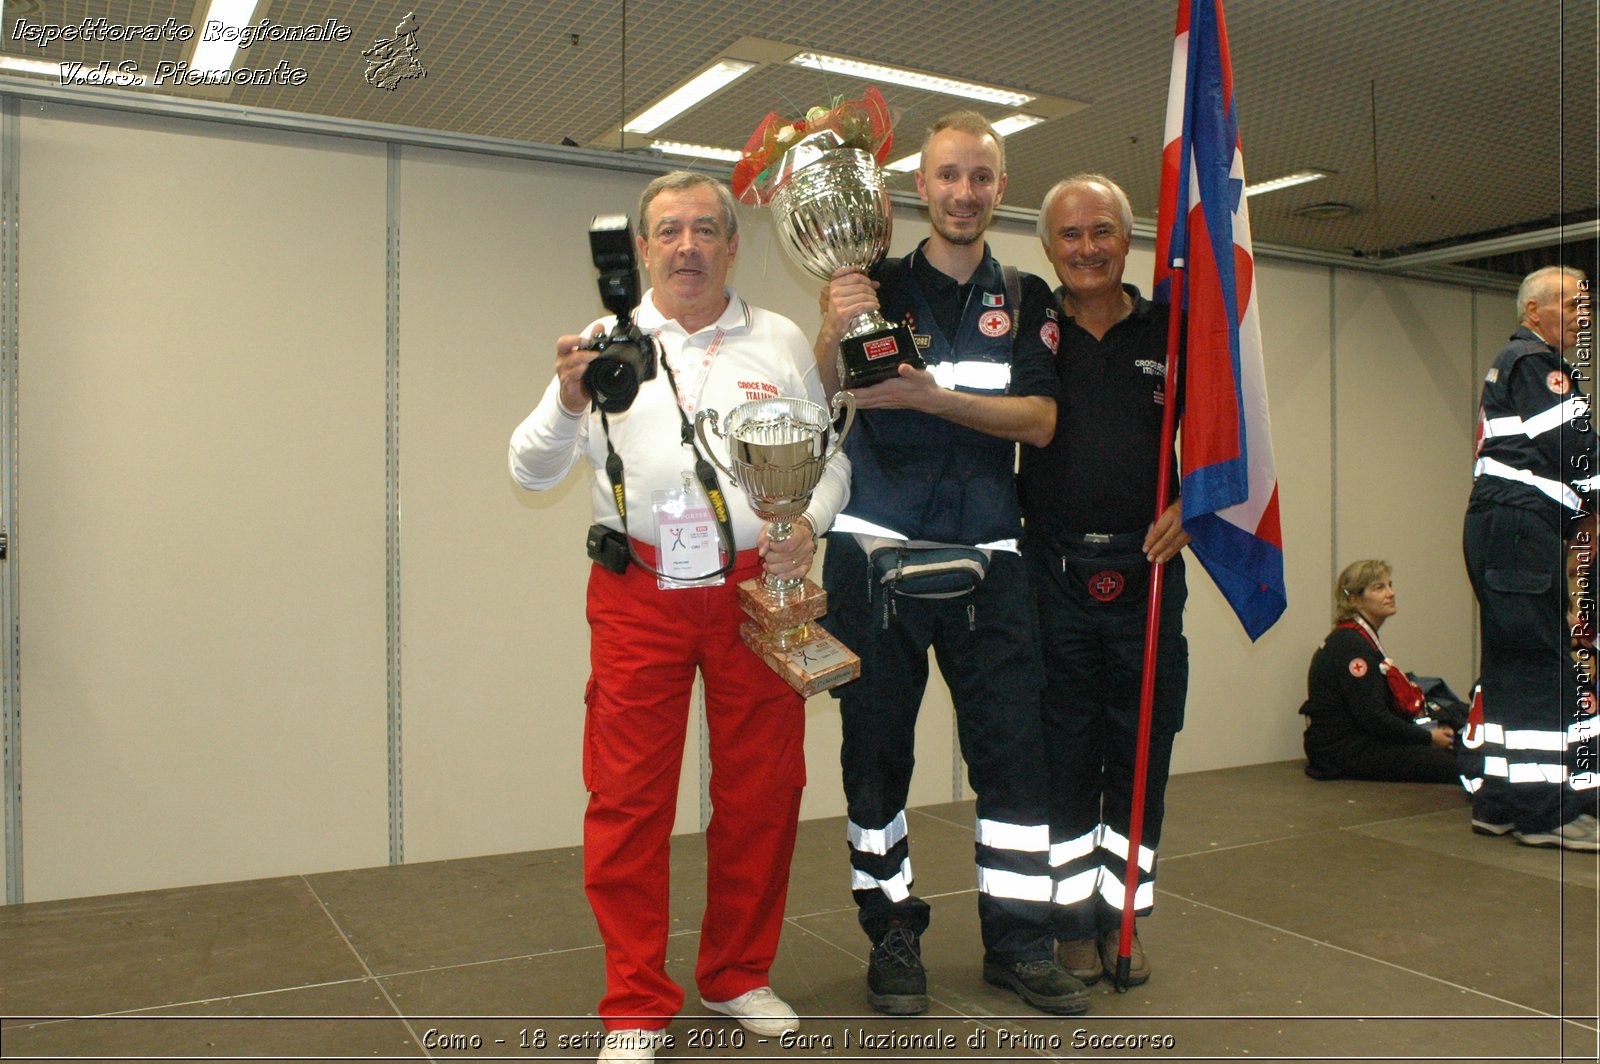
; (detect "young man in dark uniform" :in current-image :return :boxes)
[815,112,1086,1016]
[1463,265,1598,851]
[1019,174,1192,989]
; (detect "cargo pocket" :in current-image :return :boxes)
[1484,567,1553,651]
[1061,551,1149,606]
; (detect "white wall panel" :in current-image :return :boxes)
[18,105,389,900]
[396,152,707,862]
[1175,260,1335,772]
[1332,273,1477,696]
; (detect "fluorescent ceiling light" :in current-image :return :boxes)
[0,55,150,85]
[623,60,757,134]
[188,0,263,73]
[788,52,1034,107]
[651,141,744,163]
[884,113,1044,172]
[991,114,1046,137]
[0,57,72,77]
[1244,169,1328,197]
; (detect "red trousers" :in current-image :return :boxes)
[583,543,805,1029]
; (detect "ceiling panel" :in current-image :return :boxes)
[4,0,1595,275]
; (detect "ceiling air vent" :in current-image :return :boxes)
[1293,202,1357,220]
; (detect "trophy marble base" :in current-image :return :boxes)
[841,321,923,389]
[740,621,861,697]
[737,575,829,629]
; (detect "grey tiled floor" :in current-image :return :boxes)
[2,761,1596,1062]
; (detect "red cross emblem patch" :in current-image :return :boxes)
[1548,370,1571,395]
[979,310,1011,337]
[1348,658,1368,678]
[1088,570,1124,602]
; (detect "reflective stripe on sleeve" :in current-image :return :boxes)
[1482,396,1589,440]
[929,360,1012,393]
[1481,415,1524,439]
[831,515,909,540]
[1473,456,1582,512]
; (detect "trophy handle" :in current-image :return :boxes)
[693,409,738,479]
[825,391,856,462]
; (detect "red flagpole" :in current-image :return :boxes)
[1113,261,1185,991]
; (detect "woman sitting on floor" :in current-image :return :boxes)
[1300,559,1461,783]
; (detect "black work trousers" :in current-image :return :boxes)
[821,533,1055,963]
[1463,502,1596,831]
[1027,532,1188,941]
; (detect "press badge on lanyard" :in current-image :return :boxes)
[652,472,726,589]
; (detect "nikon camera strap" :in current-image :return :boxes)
[597,352,737,581]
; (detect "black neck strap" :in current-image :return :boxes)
[598,347,736,580]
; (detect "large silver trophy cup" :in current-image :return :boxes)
[696,394,861,695]
[772,146,923,389]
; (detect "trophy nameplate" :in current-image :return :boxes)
[838,319,921,390]
[740,621,860,697]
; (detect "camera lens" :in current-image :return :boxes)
[581,329,656,414]
[585,356,638,413]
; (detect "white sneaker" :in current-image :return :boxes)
[599,1028,665,1063]
[700,986,800,1036]
[1515,813,1600,852]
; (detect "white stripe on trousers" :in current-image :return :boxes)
[851,858,914,902]
[848,811,908,856]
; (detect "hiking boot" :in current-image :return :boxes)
[1099,928,1151,986]
[1515,813,1600,852]
[867,927,928,1015]
[1053,936,1104,985]
[982,958,1090,1015]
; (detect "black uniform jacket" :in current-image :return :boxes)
[1301,625,1431,752]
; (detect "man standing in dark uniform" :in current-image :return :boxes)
[1463,265,1598,851]
[815,112,1086,1017]
[1019,174,1192,989]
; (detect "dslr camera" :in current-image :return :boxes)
[581,214,659,414]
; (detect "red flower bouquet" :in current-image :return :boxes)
[730,86,894,205]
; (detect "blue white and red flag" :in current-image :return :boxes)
[1153,0,1286,640]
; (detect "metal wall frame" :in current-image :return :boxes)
[384,142,404,867]
[2,96,20,904]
